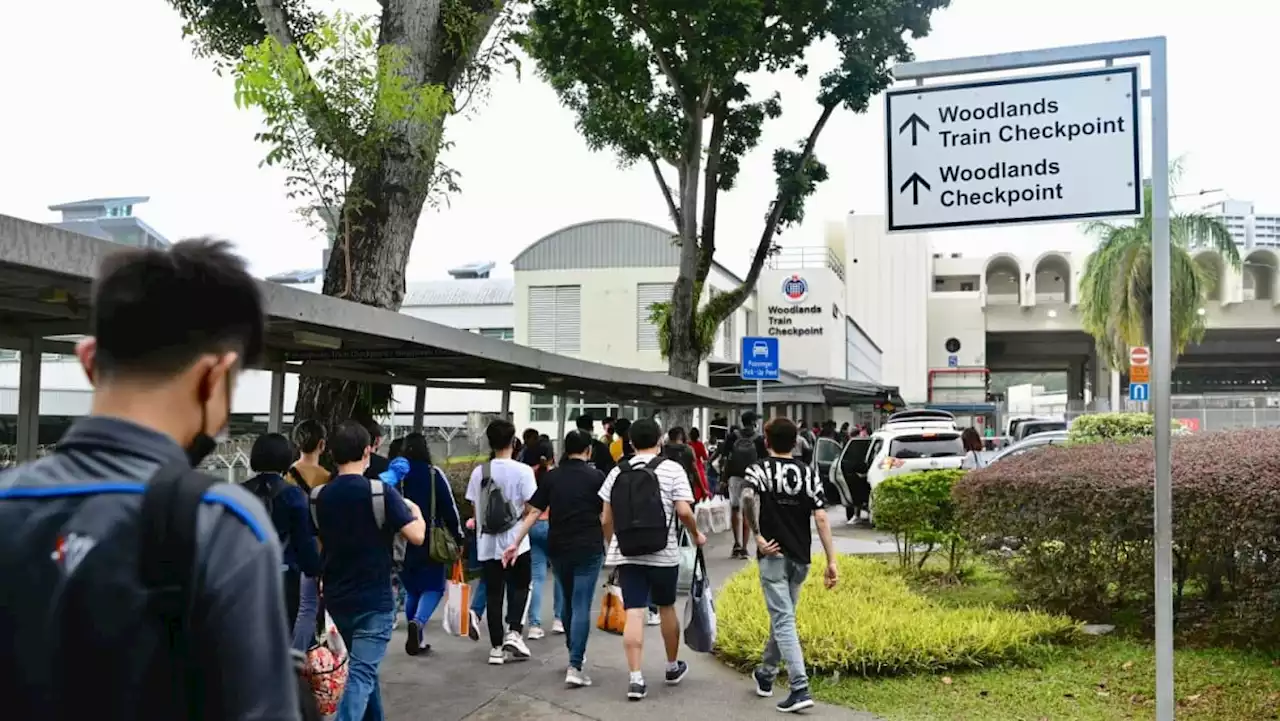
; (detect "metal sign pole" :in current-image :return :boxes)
[756,379,764,419]
[1148,37,1174,721]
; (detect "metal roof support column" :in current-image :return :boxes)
[412,385,426,434]
[500,388,512,422]
[267,364,286,433]
[554,394,568,456]
[16,338,41,462]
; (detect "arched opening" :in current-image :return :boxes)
[983,255,1022,305]
[1243,250,1278,301]
[1033,252,1072,304]
[1194,252,1225,302]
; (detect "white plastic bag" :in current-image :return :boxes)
[707,498,731,534]
[694,501,714,536]
[676,529,696,593]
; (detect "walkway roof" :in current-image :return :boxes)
[0,214,748,407]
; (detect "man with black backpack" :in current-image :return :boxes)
[465,419,538,665]
[0,239,304,720]
[599,418,706,702]
[722,412,768,559]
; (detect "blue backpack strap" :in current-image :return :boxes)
[139,459,217,720]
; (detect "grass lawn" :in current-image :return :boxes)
[811,559,1280,721]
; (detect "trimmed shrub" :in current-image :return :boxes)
[442,461,475,519]
[1068,411,1179,445]
[715,556,1077,675]
[872,470,966,573]
[954,428,1280,643]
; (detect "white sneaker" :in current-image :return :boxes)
[646,610,661,626]
[488,647,505,665]
[551,619,565,635]
[527,625,546,640]
[566,666,592,687]
[467,610,481,642]
[503,631,532,660]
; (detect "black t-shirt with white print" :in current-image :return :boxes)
[743,456,825,563]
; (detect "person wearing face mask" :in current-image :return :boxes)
[0,239,305,720]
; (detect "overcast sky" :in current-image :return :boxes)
[0,1,1273,280]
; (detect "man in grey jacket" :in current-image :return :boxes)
[0,238,300,720]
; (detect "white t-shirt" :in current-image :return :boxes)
[465,458,537,563]
[598,453,694,567]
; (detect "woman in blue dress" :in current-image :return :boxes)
[397,432,464,656]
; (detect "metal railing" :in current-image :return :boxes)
[995,394,1280,434]
[766,246,845,281]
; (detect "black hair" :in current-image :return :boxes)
[523,427,540,442]
[388,436,404,460]
[563,429,592,456]
[576,413,594,431]
[667,426,687,444]
[402,432,433,464]
[961,427,984,452]
[630,418,661,450]
[487,419,517,451]
[293,419,326,454]
[742,411,759,427]
[91,238,264,379]
[250,432,294,473]
[363,419,384,444]
[764,417,798,454]
[331,420,372,465]
[614,417,632,436]
[689,427,701,441]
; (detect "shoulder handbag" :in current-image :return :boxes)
[428,466,460,564]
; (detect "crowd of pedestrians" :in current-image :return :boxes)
[0,237,842,720]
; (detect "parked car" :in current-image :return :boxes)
[986,430,1069,464]
[820,422,965,525]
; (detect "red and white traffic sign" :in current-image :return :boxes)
[1129,346,1150,367]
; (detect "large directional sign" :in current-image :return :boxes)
[885,66,1142,232]
[740,336,779,381]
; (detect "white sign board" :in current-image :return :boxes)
[885,66,1142,232]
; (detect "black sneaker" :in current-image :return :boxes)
[753,667,774,697]
[777,687,815,713]
[627,680,648,700]
[731,545,745,559]
[664,660,689,685]
[405,620,421,656]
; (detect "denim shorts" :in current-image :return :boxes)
[616,563,679,610]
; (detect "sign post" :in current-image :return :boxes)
[889,37,1173,720]
[1129,346,1151,405]
[741,337,779,419]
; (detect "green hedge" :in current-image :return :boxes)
[715,556,1078,675]
[954,428,1280,643]
[872,470,966,574]
[1067,411,1179,445]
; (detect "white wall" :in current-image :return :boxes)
[846,214,930,403]
[757,264,845,378]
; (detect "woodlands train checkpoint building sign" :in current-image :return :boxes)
[885,66,1142,232]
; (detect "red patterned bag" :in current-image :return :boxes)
[303,610,349,718]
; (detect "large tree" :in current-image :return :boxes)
[521,0,948,394]
[167,0,516,429]
[1080,162,1240,369]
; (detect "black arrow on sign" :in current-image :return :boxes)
[898,113,930,146]
[899,172,931,205]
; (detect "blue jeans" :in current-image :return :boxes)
[330,609,394,721]
[552,552,605,670]
[528,519,565,627]
[292,575,320,652]
[757,555,810,691]
[471,578,487,615]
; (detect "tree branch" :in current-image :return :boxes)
[648,154,682,230]
[696,107,726,287]
[617,6,692,113]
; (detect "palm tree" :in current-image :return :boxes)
[1079,162,1240,370]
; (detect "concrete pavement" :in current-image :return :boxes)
[380,527,886,721]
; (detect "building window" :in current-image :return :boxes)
[721,310,736,361]
[527,285,581,353]
[960,282,975,291]
[636,283,672,351]
[479,327,514,341]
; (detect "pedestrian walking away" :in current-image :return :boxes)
[527,438,565,639]
[0,239,307,720]
[465,419,538,665]
[290,419,333,652]
[721,412,767,559]
[395,433,464,657]
[503,429,607,688]
[742,417,840,714]
[599,418,707,701]
[311,421,428,721]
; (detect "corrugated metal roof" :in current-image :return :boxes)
[48,196,150,211]
[403,278,514,307]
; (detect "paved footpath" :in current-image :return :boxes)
[379,530,884,721]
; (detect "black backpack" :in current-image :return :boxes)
[478,462,518,534]
[728,431,760,477]
[611,457,670,556]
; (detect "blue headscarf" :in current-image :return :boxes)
[378,456,410,488]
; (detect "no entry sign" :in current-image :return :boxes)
[1130,346,1150,367]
